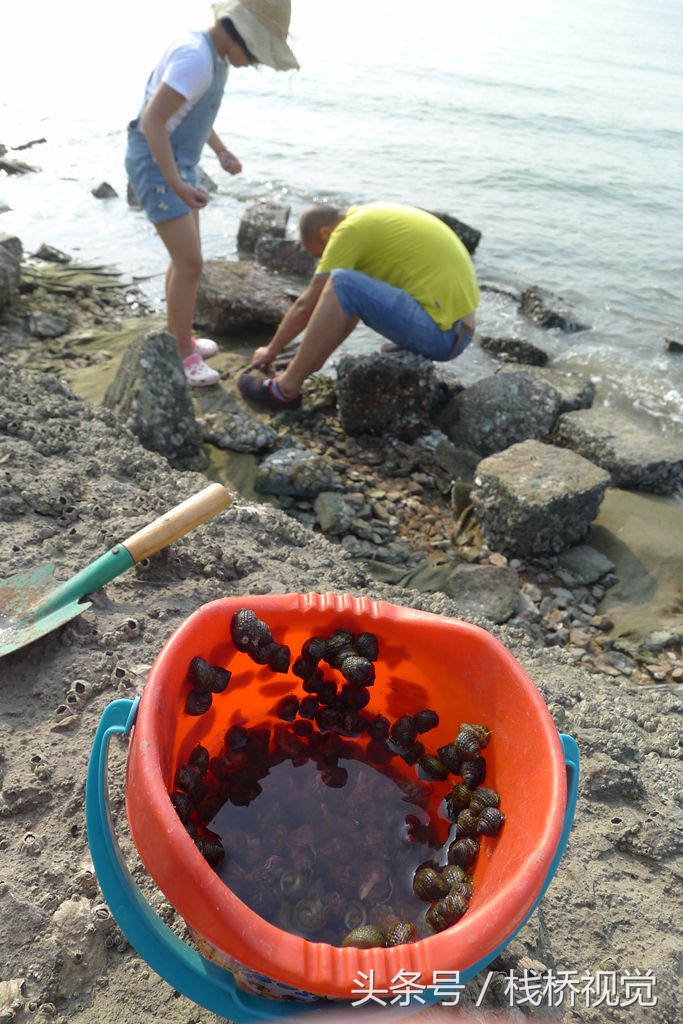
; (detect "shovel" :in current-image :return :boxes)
[0,483,231,658]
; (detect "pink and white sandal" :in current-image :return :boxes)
[183,353,220,387]
[192,336,219,359]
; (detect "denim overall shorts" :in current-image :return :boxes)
[125,32,228,224]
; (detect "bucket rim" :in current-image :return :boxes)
[126,592,567,999]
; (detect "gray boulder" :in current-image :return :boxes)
[0,245,20,311]
[479,334,549,366]
[91,181,118,199]
[497,363,595,413]
[557,544,616,585]
[664,335,683,354]
[520,285,589,333]
[33,242,71,264]
[472,439,610,557]
[446,371,564,456]
[554,407,683,494]
[237,200,290,253]
[255,447,340,497]
[336,351,434,441]
[103,330,205,468]
[399,558,520,624]
[255,236,316,278]
[0,232,22,261]
[426,210,481,255]
[192,386,276,453]
[195,259,292,333]
[314,491,353,534]
[28,312,68,339]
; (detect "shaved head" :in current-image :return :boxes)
[299,204,345,243]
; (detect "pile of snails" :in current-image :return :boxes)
[169,609,505,948]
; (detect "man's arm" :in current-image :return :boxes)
[252,274,328,367]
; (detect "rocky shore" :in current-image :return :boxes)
[1,212,682,1023]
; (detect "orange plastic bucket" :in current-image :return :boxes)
[125,592,567,1002]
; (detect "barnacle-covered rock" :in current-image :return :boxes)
[477,807,505,836]
[413,866,449,902]
[341,924,386,948]
[448,837,480,869]
[460,756,487,788]
[354,631,379,661]
[386,922,418,946]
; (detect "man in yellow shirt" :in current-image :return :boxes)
[237,201,480,410]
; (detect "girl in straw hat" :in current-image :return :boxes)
[125,2,298,386]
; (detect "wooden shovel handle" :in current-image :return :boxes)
[122,484,231,563]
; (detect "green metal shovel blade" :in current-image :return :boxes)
[0,548,135,658]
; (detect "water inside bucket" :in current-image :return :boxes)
[208,750,456,946]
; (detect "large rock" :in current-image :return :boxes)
[192,385,276,453]
[0,244,20,311]
[0,232,23,261]
[479,334,548,366]
[426,210,482,255]
[445,371,564,456]
[554,407,683,494]
[472,439,610,557]
[336,351,434,441]
[103,330,205,467]
[237,200,290,253]
[497,364,595,413]
[520,285,589,333]
[399,557,520,624]
[195,259,292,332]
[255,236,316,278]
[255,447,340,497]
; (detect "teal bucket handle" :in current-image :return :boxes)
[86,700,579,1020]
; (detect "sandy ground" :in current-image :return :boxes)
[1,361,681,1024]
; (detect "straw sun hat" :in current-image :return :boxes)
[212,0,299,70]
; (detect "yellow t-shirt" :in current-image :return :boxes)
[315,202,479,330]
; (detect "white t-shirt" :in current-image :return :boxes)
[143,32,226,133]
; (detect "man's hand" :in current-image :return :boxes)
[218,148,242,175]
[251,346,274,369]
[176,182,210,209]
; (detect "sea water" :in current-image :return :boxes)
[1,0,682,435]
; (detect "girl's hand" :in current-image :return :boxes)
[251,346,274,368]
[218,148,242,175]
[177,182,210,208]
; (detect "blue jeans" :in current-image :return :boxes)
[329,268,474,361]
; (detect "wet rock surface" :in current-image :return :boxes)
[254,446,341,497]
[446,370,565,456]
[254,236,316,278]
[195,259,292,332]
[554,406,683,494]
[236,200,291,253]
[0,360,681,1023]
[520,285,590,333]
[425,210,482,254]
[336,350,434,441]
[192,384,277,454]
[497,363,596,413]
[479,333,549,365]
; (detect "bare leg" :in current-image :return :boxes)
[276,277,359,396]
[155,212,202,360]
